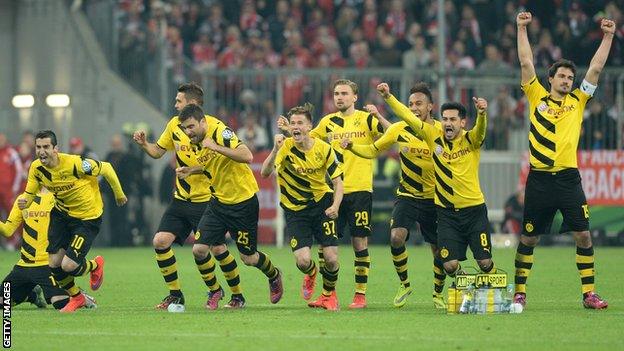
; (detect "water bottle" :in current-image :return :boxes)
[447,283,457,314]
[501,284,513,313]
[475,285,488,314]
[459,284,474,314]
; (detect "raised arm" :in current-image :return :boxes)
[18,166,42,209]
[364,104,391,130]
[133,130,167,159]
[584,18,616,85]
[516,12,536,85]
[260,135,285,178]
[466,97,488,148]
[0,199,23,237]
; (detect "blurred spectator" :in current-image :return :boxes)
[103,134,138,246]
[503,188,525,235]
[69,137,99,160]
[580,100,618,150]
[17,142,33,192]
[534,30,562,68]
[372,31,401,67]
[402,35,431,70]
[487,86,518,150]
[237,112,269,152]
[0,133,24,250]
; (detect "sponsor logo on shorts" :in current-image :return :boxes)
[440,248,449,258]
[290,238,298,249]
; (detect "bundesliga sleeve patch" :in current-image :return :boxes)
[221,129,234,140]
[81,160,93,173]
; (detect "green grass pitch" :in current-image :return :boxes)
[2,246,622,350]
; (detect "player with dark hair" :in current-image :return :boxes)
[377,83,497,282]
[513,12,615,309]
[132,82,222,310]
[178,104,283,309]
[19,130,126,312]
[341,83,447,309]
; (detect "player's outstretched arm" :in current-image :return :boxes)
[99,162,128,206]
[364,104,391,130]
[261,134,285,178]
[584,18,616,85]
[132,130,167,159]
[467,97,488,148]
[19,166,42,209]
[516,12,536,85]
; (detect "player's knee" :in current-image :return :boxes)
[352,237,368,251]
[61,260,78,273]
[573,231,592,247]
[152,233,173,249]
[239,253,257,266]
[295,256,311,270]
[520,234,539,247]
[477,259,493,271]
[324,255,339,269]
[192,245,209,259]
[390,231,406,248]
[443,261,459,275]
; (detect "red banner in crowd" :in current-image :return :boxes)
[519,151,624,206]
[251,150,278,244]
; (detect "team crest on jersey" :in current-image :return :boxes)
[440,248,449,258]
[314,151,323,162]
[525,222,534,233]
[81,160,92,173]
[290,238,298,248]
[353,118,361,127]
[434,145,444,155]
[537,102,548,113]
[221,129,234,140]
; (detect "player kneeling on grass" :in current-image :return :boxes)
[261,103,344,311]
[1,188,95,310]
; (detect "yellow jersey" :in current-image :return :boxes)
[194,116,259,205]
[311,109,384,193]
[157,116,212,202]
[24,154,125,220]
[275,137,343,211]
[387,95,487,209]
[0,193,54,267]
[522,76,590,171]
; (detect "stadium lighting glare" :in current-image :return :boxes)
[11,94,35,108]
[45,94,71,108]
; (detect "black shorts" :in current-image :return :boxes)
[285,193,338,251]
[522,168,589,236]
[390,196,438,245]
[196,195,258,256]
[48,208,101,262]
[3,265,66,305]
[157,199,209,245]
[437,203,492,263]
[337,191,372,238]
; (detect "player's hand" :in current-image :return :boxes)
[202,137,219,151]
[600,18,616,35]
[274,134,285,150]
[176,167,193,180]
[340,138,353,149]
[276,115,289,132]
[116,196,128,206]
[325,206,339,219]
[364,104,380,117]
[132,131,147,146]
[516,12,532,27]
[473,97,488,113]
[17,197,28,210]
[376,83,390,98]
